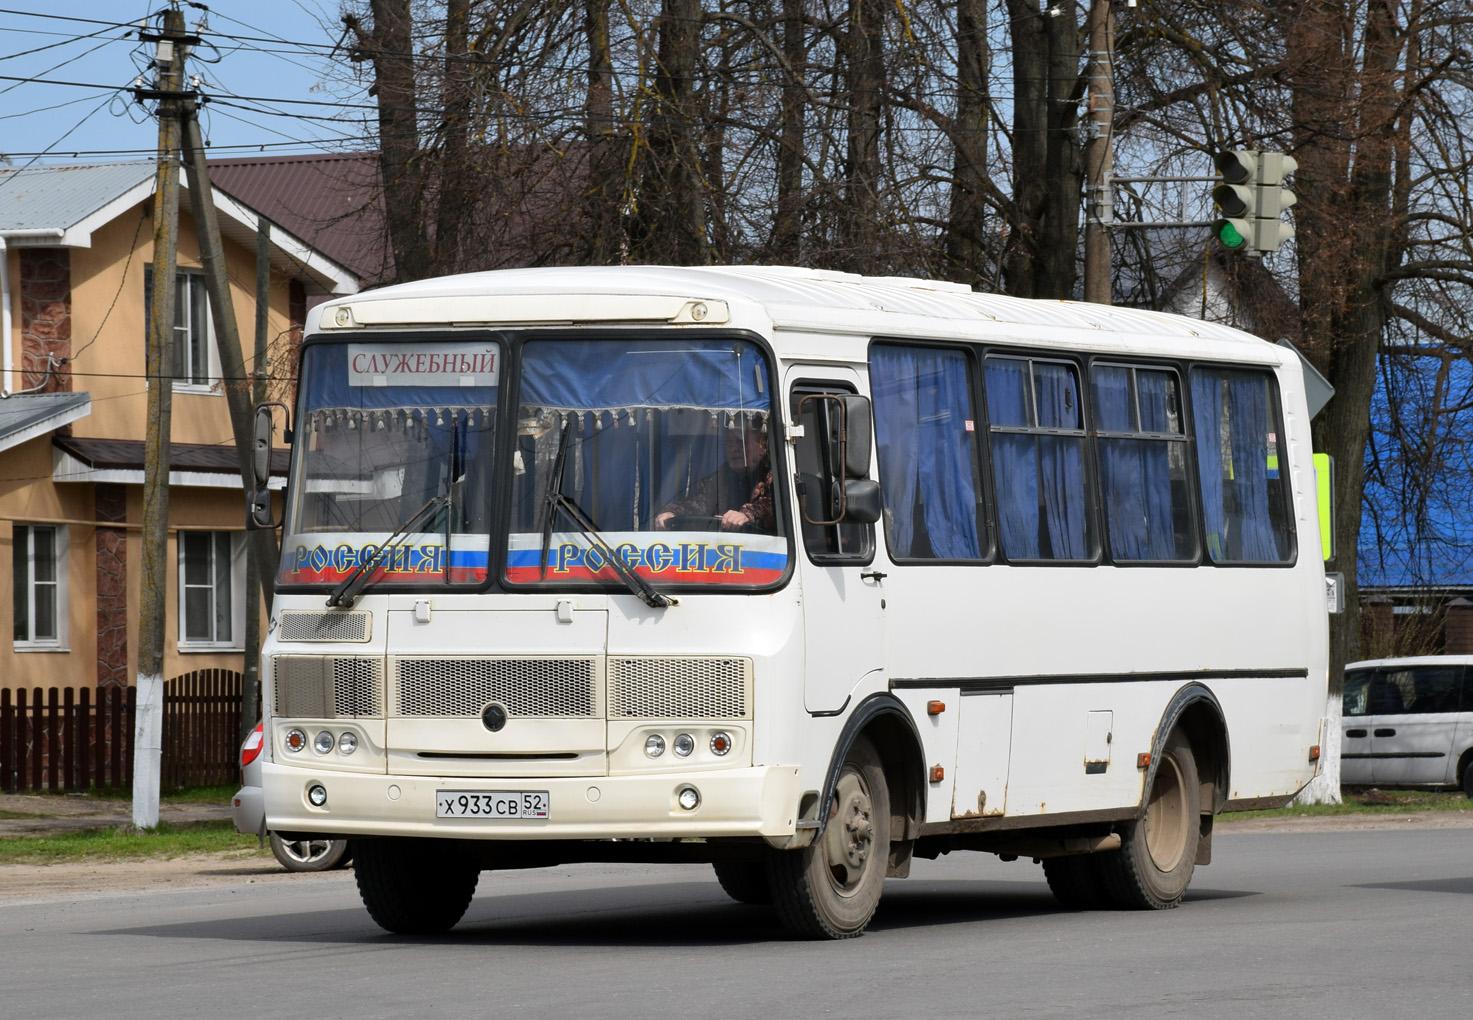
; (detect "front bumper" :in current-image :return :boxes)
[261,762,802,841]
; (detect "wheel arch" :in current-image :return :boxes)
[1456,744,1473,790]
[818,692,926,842]
[1145,683,1231,816]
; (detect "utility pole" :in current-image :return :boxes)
[134,4,188,829]
[243,218,272,740]
[1082,0,1116,305]
[179,105,281,593]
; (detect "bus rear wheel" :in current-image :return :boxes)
[353,838,480,934]
[1098,731,1201,910]
[768,736,890,939]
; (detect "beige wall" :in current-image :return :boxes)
[68,202,296,447]
[3,199,295,693]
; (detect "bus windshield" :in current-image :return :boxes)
[506,337,786,591]
[279,339,500,589]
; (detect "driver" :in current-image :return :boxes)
[654,417,775,532]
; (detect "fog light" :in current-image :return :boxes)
[307,784,328,807]
[313,731,335,754]
[710,731,732,756]
[673,733,695,757]
[339,732,358,755]
[677,786,700,811]
[284,728,307,753]
[644,734,666,758]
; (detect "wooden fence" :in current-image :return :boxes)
[0,669,243,794]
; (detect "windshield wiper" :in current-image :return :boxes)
[541,416,675,609]
[327,495,448,608]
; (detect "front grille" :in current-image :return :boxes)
[277,611,371,643]
[273,655,384,717]
[392,657,600,718]
[608,657,751,719]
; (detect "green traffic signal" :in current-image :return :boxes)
[1215,219,1248,249]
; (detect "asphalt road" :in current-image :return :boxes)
[4,825,1470,1020]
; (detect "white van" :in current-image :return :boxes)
[1341,656,1473,795]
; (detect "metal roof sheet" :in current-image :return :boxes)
[0,162,154,232]
[0,392,91,452]
[208,153,388,284]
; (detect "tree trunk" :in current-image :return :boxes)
[634,0,709,263]
[1288,0,1406,804]
[582,0,625,263]
[431,0,472,276]
[1002,0,1084,299]
[947,0,990,287]
[773,0,807,263]
[839,0,884,270]
[357,0,429,283]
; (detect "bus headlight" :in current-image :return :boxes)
[338,732,358,755]
[673,733,695,757]
[313,731,335,754]
[644,734,666,758]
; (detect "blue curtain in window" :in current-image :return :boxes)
[985,360,1040,558]
[1034,365,1088,558]
[1192,372,1227,558]
[1226,372,1278,560]
[1193,369,1280,561]
[872,347,980,559]
[1095,368,1179,560]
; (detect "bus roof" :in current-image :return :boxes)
[310,265,1286,366]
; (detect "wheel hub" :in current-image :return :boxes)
[824,769,875,892]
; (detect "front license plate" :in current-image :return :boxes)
[436,791,550,819]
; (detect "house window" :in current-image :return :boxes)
[144,265,213,387]
[179,531,243,649]
[13,524,66,648]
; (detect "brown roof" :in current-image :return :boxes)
[54,436,289,475]
[208,153,390,285]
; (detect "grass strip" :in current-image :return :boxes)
[0,820,270,866]
[1222,789,1472,822]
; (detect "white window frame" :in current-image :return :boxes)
[177,530,246,652]
[145,264,221,394]
[13,523,68,651]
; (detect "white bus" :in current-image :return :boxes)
[251,266,1329,939]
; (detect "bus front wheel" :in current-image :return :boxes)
[767,735,890,939]
[353,838,480,934]
[1099,730,1201,909]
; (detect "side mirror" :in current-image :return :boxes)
[246,488,274,530]
[248,402,291,531]
[843,479,882,524]
[252,404,275,489]
[841,395,871,478]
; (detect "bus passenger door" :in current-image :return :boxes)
[788,372,887,713]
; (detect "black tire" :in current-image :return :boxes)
[1462,758,1473,800]
[712,861,772,905]
[1042,855,1109,910]
[269,833,351,873]
[352,838,480,934]
[1096,731,1201,910]
[768,735,890,939]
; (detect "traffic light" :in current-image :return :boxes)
[1252,152,1297,253]
[1212,149,1257,250]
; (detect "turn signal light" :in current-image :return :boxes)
[1137,752,1152,769]
[929,765,945,783]
[1309,745,1321,761]
[927,701,946,715]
